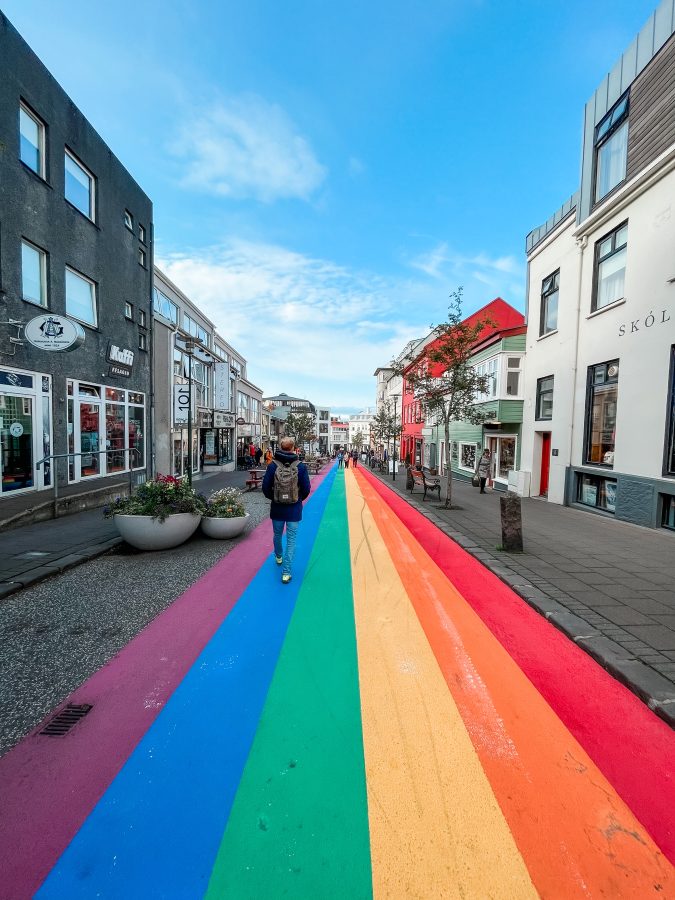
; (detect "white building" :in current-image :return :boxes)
[349,408,375,447]
[520,1,675,531]
[330,417,349,452]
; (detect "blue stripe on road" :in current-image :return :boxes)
[37,465,337,900]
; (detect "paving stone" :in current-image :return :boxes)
[576,634,636,661]
[624,625,675,652]
[546,610,599,641]
[597,606,657,627]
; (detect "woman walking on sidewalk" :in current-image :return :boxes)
[475,448,491,493]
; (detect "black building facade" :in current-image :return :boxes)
[0,12,153,503]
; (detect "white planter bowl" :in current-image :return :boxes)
[201,513,250,539]
[113,513,202,551]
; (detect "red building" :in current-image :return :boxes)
[400,298,524,467]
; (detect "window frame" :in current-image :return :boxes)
[584,359,619,467]
[124,302,134,320]
[124,210,133,230]
[138,331,147,351]
[139,224,146,244]
[664,345,675,478]
[65,265,98,328]
[138,247,147,268]
[535,375,554,421]
[592,221,628,313]
[21,238,48,308]
[64,148,96,221]
[539,270,559,336]
[593,92,629,204]
[19,101,46,179]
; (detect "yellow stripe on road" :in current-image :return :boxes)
[345,471,538,899]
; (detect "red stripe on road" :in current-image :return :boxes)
[360,468,675,864]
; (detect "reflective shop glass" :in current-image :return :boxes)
[586,361,619,465]
[595,223,627,310]
[65,152,94,218]
[106,403,126,472]
[19,106,42,175]
[129,405,144,468]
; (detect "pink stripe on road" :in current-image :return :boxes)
[0,465,332,900]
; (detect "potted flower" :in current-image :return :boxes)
[201,487,250,539]
[104,475,205,550]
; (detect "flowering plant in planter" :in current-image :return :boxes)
[204,487,247,519]
[104,474,206,522]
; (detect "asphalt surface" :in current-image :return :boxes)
[0,479,270,757]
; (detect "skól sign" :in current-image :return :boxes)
[24,315,85,352]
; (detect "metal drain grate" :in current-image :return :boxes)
[40,703,93,736]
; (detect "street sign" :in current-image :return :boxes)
[24,314,85,352]
[173,384,196,426]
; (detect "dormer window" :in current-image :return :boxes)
[594,93,629,202]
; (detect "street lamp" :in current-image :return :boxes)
[392,395,398,482]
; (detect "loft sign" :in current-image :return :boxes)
[619,308,670,337]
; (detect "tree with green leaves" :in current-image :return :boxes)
[372,401,402,459]
[283,411,315,450]
[352,430,365,451]
[394,287,494,509]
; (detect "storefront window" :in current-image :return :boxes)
[68,397,75,481]
[129,403,144,469]
[80,402,101,478]
[0,396,34,493]
[497,437,516,480]
[585,361,619,466]
[662,495,675,531]
[460,443,477,471]
[577,473,617,513]
[106,402,126,472]
[666,347,675,477]
[42,395,51,487]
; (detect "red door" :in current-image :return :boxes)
[540,433,551,496]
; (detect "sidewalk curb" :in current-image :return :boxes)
[373,473,675,729]
[0,537,122,602]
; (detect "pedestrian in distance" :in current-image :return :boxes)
[344,449,350,468]
[337,450,344,468]
[351,448,359,468]
[475,448,491,494]
[264,447,273,466]
[262,436,311,584]
[255,446,263,466]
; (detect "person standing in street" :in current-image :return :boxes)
[344,448,350,468]
[255,445,263,466]
[337,449,344,468]
[475,448,491,494]
[262,436,311,584]
[351,448,359,468]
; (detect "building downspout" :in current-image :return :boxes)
[566,235,588,502]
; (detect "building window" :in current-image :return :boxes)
[65,150,95,220]
[153,287,178,323]
[540,270,559,335]
[139,310,146,328]
[124,302,133,320]
[21,240,47,307]
[665,346,675,477]
[475,357,498,400]
[138,247,146,267]
[593,222,627,311]
[585,360,619,466]
[66,267,97,327]
[459,442,478,472]
[662,495,675,531]
[536,376,554,420]
[124,210,133,230]
[506,357,522,396]
[577,473,617,513]
[139,224,146,243]
[19,103,45,178]
[594,93,629,203]
[138,332,147,351]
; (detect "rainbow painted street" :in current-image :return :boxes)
[0,464,673,899]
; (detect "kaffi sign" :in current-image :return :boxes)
[107,343,135,378]
[174,383,196,426]
[24,315,85,352]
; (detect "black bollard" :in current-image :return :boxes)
[500,492,524,552]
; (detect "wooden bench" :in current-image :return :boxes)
[409,468,441,501]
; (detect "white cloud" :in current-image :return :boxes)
[171,95,327,203]
[157,239,427,409]
[410,242,522,282]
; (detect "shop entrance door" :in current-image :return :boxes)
[488,436,517,488]
[1,396,34,493]
[540,432,551,497]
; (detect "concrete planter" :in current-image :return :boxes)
[201,513,250,540]
[113,513,202,551]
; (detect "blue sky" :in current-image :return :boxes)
[4,0,659,411]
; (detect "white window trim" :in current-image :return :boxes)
[65,266,98,328]
[21,238,48,307]
[501,354,524,400]
[20,102,46,179]
[124,210,133,230]
[65,148,96,221]
[458,441,479,473]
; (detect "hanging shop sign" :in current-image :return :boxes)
[214,363,230,410]
[173,383,196,426]
[236,417,246,425]
[214,411,235,428]
[24,315,85,352]
[196,408,212,428]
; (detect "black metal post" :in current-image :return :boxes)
[392,395,398,482]
[187,349,193,486]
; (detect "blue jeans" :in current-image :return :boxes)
[273,520,299,577]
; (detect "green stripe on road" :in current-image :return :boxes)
[206,470,372,899]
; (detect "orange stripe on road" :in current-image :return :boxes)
[354,468,675,898]
[345,471,538,899]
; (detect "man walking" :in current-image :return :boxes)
[351,448,359,468]
[262,436,311,584]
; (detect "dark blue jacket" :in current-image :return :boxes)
[262,450,311,522]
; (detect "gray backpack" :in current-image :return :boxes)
[273,460,300,504]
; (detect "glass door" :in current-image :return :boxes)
[80,402,102,478]
[1,396,34,493]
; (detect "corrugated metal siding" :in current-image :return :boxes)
[496,401,524,424]
[627,33,675,180]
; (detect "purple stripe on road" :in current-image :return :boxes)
[0,466,331,900]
